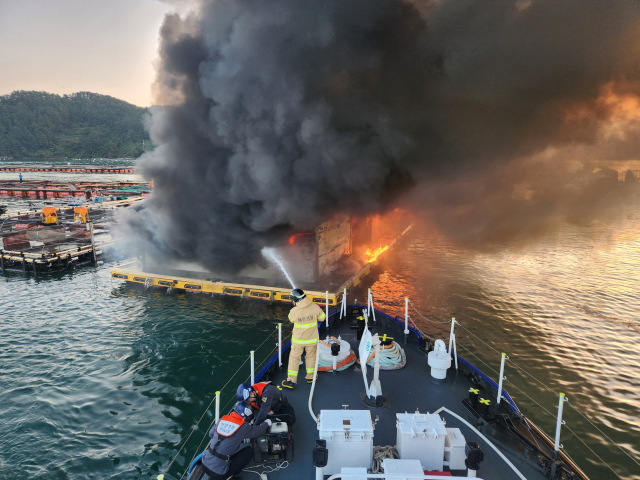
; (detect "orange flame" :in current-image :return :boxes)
[365,245,389,263]
[289,232,313,244]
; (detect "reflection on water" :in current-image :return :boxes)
[356,211,640,480]
[0,204,639,479]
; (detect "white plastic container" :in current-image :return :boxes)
[382,459,424,479]
[269,421,288,434]
[428,339,451,383]
[318,410,374,474]
[396,411,447,471]
[444,427,467,470]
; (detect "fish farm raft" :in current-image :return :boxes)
[0,198,141,274]
[0,164,136,174]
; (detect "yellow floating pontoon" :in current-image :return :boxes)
[109,269,337,306]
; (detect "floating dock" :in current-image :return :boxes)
[0,240,112,274]
[0,180,151,199]
[0,197,143,274]
[111,225,414,304]
[0,165,135,174]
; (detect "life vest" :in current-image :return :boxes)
[250,381,280,412]
[251,382,282,415]
[252,381,271,397]
[207,412,246,463]
[215,412,245,437]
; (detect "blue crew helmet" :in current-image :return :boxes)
[236,383,254,401]
[233,401,253,419]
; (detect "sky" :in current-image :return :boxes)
[0,0,173,107]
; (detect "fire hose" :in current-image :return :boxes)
[318,337,357,371]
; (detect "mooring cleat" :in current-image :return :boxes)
[282,380,296,389]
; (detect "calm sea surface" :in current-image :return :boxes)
[1,165,639,479]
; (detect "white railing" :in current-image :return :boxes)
[326,475,484,480]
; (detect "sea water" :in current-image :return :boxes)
[1,205,639,479]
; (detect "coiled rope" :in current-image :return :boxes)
[371,445,399,473]
[356,340,406,370]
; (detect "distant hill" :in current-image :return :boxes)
[0,91,150,159]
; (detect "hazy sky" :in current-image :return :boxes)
[0,0,173,106]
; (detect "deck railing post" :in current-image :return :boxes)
[497,352,507,405]
[452,332,458,373]
[340,289,347,319]
[278,323,283,369]
[215,390,221,424]
[368,288,376,323]
[404,297,409,344]
[250,350,255,385]
[448,318,455,356]
[554,393,567,454]
[325,291,330,330]
[551,393,568,477]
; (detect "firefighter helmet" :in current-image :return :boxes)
[290,288,306,302]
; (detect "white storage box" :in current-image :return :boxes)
[396,411,447,471]
[382,459,424,479]
[318,410,374,475]
[445,427,466,470]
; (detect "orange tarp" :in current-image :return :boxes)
[42,207,57,216]
[73,207,88,215]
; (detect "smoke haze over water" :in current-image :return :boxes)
[118,0,640,273]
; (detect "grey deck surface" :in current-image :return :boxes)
[249,315,547,480]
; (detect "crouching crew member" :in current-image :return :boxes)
[237,381,296,425]
[282,288,325,389]
[201,401,272,480]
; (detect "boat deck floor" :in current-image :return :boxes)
[240,313,547,480]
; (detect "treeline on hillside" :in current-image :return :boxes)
[0,91,150,159]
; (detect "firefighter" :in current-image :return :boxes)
[282,288,325,389]
[200,401,271,480]
[236,381,296,425]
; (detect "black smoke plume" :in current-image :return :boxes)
[118,0,640,273]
